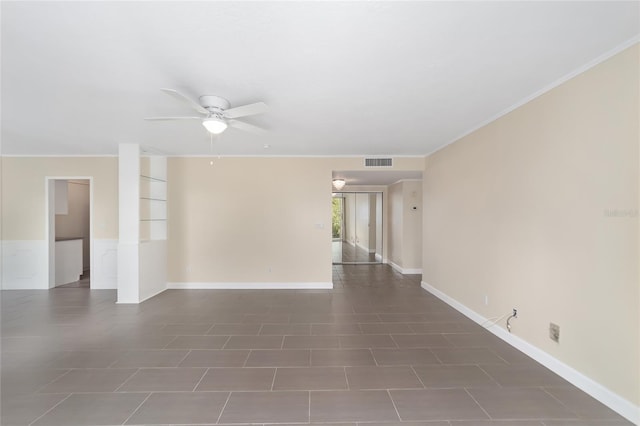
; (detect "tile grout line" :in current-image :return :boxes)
[343,366,350,390]
[220,335,232,349]
[389,334,400,349]
[477,364,502,387]
[32,369,73,394]
[162,335,178,349]
[113,368,140,392]
[369,348,379,366]
[121,392,153,426]
[28,393,73,426]
[463,387,493,420]
[270,367,278,391]
[386,389,403,421]
[106,354,122,369]
[204,323,216,335]
[426,347,443,365]
[215,390,231,423]
[243,349,252,367]
[540,386,582,419]
[410,365,427,388]
[192,367,210,391]
[176,349,193,367]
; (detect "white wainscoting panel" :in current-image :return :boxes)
[139,240,167,301]
[92,239,118,289]
[1,240,48,289]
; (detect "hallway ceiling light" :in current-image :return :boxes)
[332,179,346,190]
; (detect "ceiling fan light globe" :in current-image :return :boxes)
[203,118,228,134]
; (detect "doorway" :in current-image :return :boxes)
[46,177,92,289]
[332,192,382,264]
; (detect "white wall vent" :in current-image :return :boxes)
[364,158,393,167]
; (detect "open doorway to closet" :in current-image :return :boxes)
[332,192,382,264]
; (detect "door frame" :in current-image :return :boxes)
[45,176,94,289]
[332,191,383,265]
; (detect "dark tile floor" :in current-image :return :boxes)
[0,265,631,426]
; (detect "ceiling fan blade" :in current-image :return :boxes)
[223,102,268,119]
[160,88,209,115]
[144,116,202,121]
[228,119,267,134]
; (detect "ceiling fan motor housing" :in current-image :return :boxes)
[199,95,231,113]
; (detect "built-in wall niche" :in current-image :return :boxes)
[118,144,168,304]
[139,156,167,241]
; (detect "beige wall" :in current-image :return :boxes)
[168,157,325,284]
[402,180,423,269]
[1,157,118,240]
[388,182,403,266]
[423,45,639,405]
[389,180,423,270]
[56,180,91,269]
[167,157,423,284]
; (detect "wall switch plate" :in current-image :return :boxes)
[549,323,560,342]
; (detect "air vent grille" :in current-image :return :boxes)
[365,158,393,167]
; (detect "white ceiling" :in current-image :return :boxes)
[1,1,638,157]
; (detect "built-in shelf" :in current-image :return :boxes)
[140,218,167,222]
[140,175,167,183]
[140,197,167,202]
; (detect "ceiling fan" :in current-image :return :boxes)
[145,88,268,135]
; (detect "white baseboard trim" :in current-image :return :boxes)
[139,287,167,303]
[421,281,639,425]
[117,287,167,304]
[167,282,333,290]
[389,261,423,275]
[355,242,371,253]
[344,239,356,247]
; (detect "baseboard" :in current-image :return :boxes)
[167,282,333,290]
[389,261,423,275]
[356,242,371,253]
[139,287,167,303]
[420,281,639,425]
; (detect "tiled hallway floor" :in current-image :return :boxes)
[1,265,631,426]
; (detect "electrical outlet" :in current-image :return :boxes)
[549,323,560,342]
